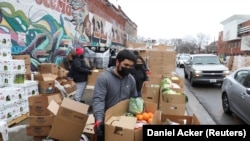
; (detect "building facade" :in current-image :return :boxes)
[218,15,250,56]
[0,0,136,70]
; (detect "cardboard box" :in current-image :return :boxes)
[151,110,200,125]
[160,88,186,115]
[12,55,31,65]
[161,74,184,89]
[83,114,95,141]
[147,74,162,84]
[28,93,62,116]
[34,74,57,94]
[87,69,104,86]
[105,116,136,141]
[25,64,31,75]
[57,67,69,78]
[29,105,52,116]
[141,81,160,106]
[28,115,54,126]
[62,80,76,94]
[48,98,89,141]
[28,93,62,106]
[104,99,157,141]
[38,63,58,74]
[26,126,51,136]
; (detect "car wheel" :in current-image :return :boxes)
[222,93,232,114]
[189,74,196,86]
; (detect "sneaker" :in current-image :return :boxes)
[74,98,85,103]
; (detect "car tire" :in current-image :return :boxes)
[222,93,232,114]
[190,75,196,86]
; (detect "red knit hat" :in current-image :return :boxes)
[75,47,84,55]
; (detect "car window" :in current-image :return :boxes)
[180,55,190,60]
[192,57,203,64]
[244,76,250,88]
[235,70,249,85]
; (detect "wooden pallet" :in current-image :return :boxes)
[7,112,29,127]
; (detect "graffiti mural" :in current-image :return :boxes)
[0,0,126,71]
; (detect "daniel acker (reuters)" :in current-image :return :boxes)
[146,128,245,137]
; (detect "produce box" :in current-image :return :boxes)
[141,81,160,107]
[105,99,157,141]
[160,88,186,115]
[151,110,200,125]
[0,60,25,72]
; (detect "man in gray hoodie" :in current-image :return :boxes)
[92,49,138,141]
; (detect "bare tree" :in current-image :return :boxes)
[170,38,182,53]
[196,33,210,53]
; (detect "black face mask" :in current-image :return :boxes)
[79,55,84,59]
[118,67,131,77]
[135,64,143,69]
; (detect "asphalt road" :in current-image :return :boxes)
[175,67,246,125]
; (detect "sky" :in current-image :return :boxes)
[109,0,250,41]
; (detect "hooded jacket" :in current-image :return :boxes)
[92,67,138,122]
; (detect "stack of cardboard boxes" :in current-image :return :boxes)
[25,62,92,141]
[0,34,39,124]
[101,45,200,141]
[26,94,61,140]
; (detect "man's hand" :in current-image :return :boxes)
[94,120,104,141]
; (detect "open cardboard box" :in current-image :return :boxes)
[47,98,89,141]
[160,88,186,115]
[28,93,62,116]
[151,110,200,125]
[105,99,157,141]
[34,73,58,94]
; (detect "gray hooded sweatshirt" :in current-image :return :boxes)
[92,67,138,122]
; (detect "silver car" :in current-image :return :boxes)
[176,54,190,68]
[221,67,250,124]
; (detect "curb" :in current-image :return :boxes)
[185,87,216,124]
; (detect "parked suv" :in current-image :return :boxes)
[183,54,230,86]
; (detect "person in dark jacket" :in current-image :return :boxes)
[132,50,149,72]
[131,55,149,97]
[108,49,116,67]
[92,49,137,141]
[71,47,92,103]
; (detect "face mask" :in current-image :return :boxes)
[135,64,143,69]
[118,66,131,77]
[79,55,84,59]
